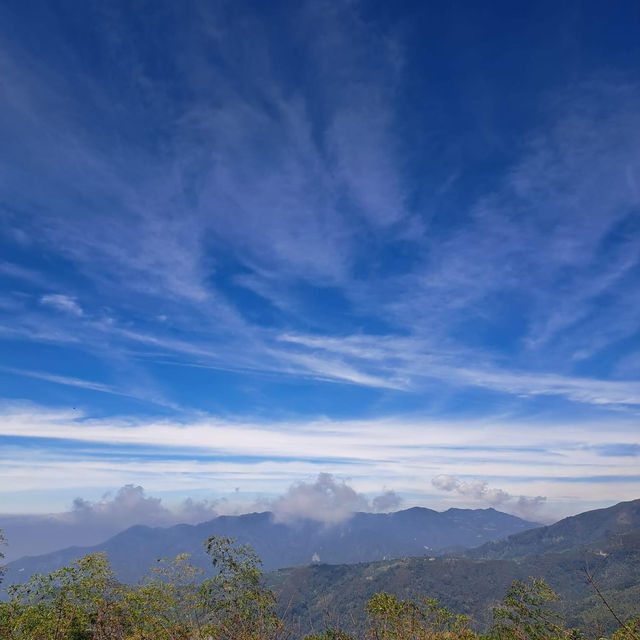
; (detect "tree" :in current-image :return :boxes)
[125,552,210,639]
[0,528,6,585]
[203,535,285,640]
[610,617,640,640]
[0,552,127,640]
[365,591,476,640]
[490,577,580,640]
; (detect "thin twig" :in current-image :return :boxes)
[583,564,625,630]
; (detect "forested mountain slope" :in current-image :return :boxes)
[464,498,640,560]
[269,526,640,637]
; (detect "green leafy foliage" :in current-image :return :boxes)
[365,592,476,640]
[202,535,284,640]
[0,537,284,640]
[304,631,355,640]
[489,577,581,640]
[0,537,636,640]
[124,552,210,639]
[0,553,127,640]
[610,617,640,640]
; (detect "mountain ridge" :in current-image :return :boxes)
[462,497,640,560]
[3,506,537,587]
[268,503,640,636]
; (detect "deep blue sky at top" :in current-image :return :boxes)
[0,0,639,513]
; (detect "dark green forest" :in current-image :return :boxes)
[269,528,640,637]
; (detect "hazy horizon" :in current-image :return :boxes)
[2,477,633,563]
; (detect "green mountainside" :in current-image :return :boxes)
[464,498,640,560]
[1,500,638,639]
[267,504,640,638]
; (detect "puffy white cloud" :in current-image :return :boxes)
[267,473,401,524]
[268,473,369,524]
[432,474,545,518]
[516,495,548,518]
[69,484,221,529]
[432,475,511,503]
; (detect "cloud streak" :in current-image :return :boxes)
[40,294,84,317]
[0,404,637,528]
[1,16,639,416]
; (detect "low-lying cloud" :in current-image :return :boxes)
[1,478,403,561]
[266,473,402,524]
[432,474,546,519]
[372,489,403,513]
[0,485,221,562]
[69,484,221,528]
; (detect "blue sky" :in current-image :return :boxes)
[1,0,639,527]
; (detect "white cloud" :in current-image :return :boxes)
[70,484,172,525]
[69,484,219,527]
[372,490,403,513]
[0,366,178,409]
[2,74,640,415]
[262,473,403,524]
[267,473,370,524]
[40,294,83,316]
[278,332,640,406]
[0,405,637,525]
[0,476,397,560]
[0,2,638,413]
[0,484,222,562]
[1,405,639,467]
[432,474,546,519]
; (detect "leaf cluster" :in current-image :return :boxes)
[0,535,284,640]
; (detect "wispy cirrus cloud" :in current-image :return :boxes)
[0,366,179,410]
[278,332,640,406]
[1,1,639,414]
[1,1,640,527]
[40,294,84,316]
[1,404,638,496]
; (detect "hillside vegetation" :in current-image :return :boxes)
[465,499,640,560]
[0,501,638,639]
[269,500,640,637]
[271,528,640,637]
[0,532,638,640]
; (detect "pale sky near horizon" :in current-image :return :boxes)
[1,0,639,528]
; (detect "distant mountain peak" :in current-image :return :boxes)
[5,506,536,587]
